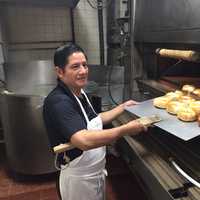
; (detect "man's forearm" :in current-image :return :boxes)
[71,120,144,150]
[99,104,124,125]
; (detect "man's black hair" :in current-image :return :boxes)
[54,42,87,69]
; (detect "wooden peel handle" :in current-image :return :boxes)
[53,143,74,154]
[156,48,200,62]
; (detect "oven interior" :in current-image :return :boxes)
[134,43,200,184]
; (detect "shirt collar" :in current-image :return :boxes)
[57,79,75,99]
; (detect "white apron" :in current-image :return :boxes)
[59,90,106,200]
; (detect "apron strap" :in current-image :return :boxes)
[81,89,98,115]
[73,93,90,124]
[73,89,98,124]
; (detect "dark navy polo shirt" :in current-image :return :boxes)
[43,80,97,161]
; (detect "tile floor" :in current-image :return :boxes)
[0,144,147,200]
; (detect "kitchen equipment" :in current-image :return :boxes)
[1,92,56,175]
[115,1,200,199]
[1,60,57,174]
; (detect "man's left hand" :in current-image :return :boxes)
[123,100,139,108]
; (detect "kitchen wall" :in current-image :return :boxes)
[74,0,100,64]
[0,0,101,65]
[0,0,104,86]
[0,21,4,83]
[3,4,72,62]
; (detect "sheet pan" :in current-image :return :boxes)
[125,99,200,141]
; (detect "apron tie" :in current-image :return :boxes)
[54,152,70,170]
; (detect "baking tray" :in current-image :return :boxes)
[125,99,200,141]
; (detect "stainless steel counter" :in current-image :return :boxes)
[1,93,56,175]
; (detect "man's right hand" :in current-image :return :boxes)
[125,119,148,136]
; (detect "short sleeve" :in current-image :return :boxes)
[48,97,87,141]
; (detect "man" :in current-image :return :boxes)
[43,42,147,200]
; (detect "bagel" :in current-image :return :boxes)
[174,90,184,96]
[189,101,200,115]
[177,107,197,122]
[179,95,195,104]
[166,101,185,115]
[182,84,195,93]
[192,89,200,97]
[153,96,170,109]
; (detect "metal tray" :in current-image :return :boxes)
[125,99,200,141]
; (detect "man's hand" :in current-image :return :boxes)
[123,100,139,108]
[125,119,147,135]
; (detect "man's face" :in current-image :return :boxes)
[56,52,88,90]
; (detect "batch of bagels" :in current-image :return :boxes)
[153,84,200,124]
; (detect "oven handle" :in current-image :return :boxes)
[170,158,200,188]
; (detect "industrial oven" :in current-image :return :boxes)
[115,1,200,200]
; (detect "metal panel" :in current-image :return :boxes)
[1,93,56,174]
[117,137,174,200]
[134,0,200,43]
[88,65,124,85]
[4,60,56,95]
[87,65,125,105]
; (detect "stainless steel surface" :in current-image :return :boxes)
[1,60,56,173]
[125,99,200,141]
[117,137,175,200]
[88,65,124,85]
[4,60,57,95]
[134,0,200,44]
[87,65,125,105]
[1,93,56,174]
[4,62,124,94]
[170,159,200,188]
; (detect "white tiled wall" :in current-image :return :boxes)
[2,1,103,64]
[0,23,2,42]
[120,0,127,18]
[0,21,5,82]
[4,4,72,62]
[74,0,100,64]
[5,5,72,43]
